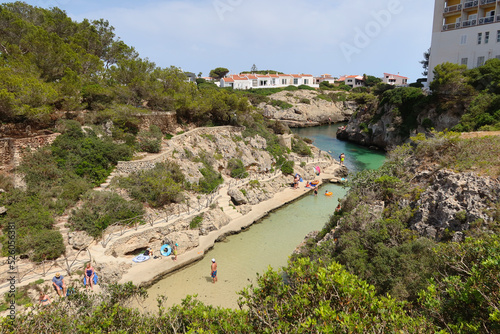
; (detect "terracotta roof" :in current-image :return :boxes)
[222,78,234,82]
[246,74,258,79]
[384,73,408,79]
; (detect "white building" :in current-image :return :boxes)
[220,73,317,89]
[338,75,365,88]
[428,0,500,82]
[382,73,409,86]
[315,74,337,85]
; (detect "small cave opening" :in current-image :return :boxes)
[125,247,147,256]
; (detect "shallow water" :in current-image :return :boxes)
[140,124,385,311]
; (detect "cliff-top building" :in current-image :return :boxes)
[428,0,500,82]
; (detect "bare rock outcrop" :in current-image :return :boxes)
[409,170,500,240]
[259,90,356,127]
[199,208,231,236]
[68,231,94,250]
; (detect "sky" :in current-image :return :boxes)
[14,0,435,81]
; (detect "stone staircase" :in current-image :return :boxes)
[217,186,243,220]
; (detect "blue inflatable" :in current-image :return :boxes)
[132,254,150,263]
[160,244,172,256]
[83,273,98,286]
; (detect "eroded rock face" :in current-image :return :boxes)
[105,220,190,257]
[199,209,231,236]
[259,90,356,127]
[409,170,500,240]
[68,231,94,250]
[95,261,132,284]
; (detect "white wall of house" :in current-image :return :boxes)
[428,0,500,82]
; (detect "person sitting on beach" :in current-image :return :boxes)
[52,272,66,297]
[293,175,299,189]
[144,247,153,256]
[39,291,51,306]
[84,262,95,290]
[335,203,342,212]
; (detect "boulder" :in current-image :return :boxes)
[68,231,94,250]
[94,261,131,284]
[228,188,248,205]
[199,209,231,236]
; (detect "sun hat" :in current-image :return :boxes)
[212,258,215,262]
[55,272,60,278]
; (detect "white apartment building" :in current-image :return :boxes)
[220,73,316,89]
[428,0,500,82]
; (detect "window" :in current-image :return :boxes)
[497,30,500,42]
[252,79,258,87]
[461,58,468,66]
[485,31,490,44]
[478,32,482,44]
[293,78,299,85]
[281,79,287,85]
[460,35,467,45]
[477,56,485,67]
[496,55,500,60]
[304,79,309,85]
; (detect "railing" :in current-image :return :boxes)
[480,0,497,5]
[0,248,92,290]
[464,0,479,8]
[479,16,496,24]
[444,4,462,13]
[443,22,461,30]
[462,19,477,27]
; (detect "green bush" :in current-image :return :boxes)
[291,137,312,156]
[198,160,223,194]
[119,162,185,207]
[297,84,315,90]
[29,229,65,262]
[190,214,204,229]
[299,98,310,104]
[269,99,293,109]
[69,191,144,237]
[284,85,298,91]
[137,125,162,153]
[280,160,294,175]
[228,158,248,179]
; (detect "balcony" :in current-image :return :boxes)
[464,0,479,9]
[443,22,461,30]
[478,15,496,24]
[480,0,497,5]
[462,18,478,26]
[444,4,462,13]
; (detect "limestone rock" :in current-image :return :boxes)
[95,261,131,284]
[199,209,231,236]
[68,231,94,250]
[409,170,500,240]
[259,90,356,127]
[228,188,248,205]
[162,230,200,254]
[0,206,6,214]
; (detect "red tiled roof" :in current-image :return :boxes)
[384,73,408,79]
[222,78,234,82]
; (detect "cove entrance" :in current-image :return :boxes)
[141,124,386,310]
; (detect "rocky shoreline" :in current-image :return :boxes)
[0,125,346,302]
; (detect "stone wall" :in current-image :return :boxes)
[0,134,60,172]
[136,112,178,133]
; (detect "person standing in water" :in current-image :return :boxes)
[339,153,345,166]
[211,258,218,283]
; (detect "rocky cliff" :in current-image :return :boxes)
[259,90,357,127]
[336,92,464,151]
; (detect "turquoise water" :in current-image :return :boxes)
[140,125,386,310]
[292,123,386,173]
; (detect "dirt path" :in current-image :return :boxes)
[460,131,500,139]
